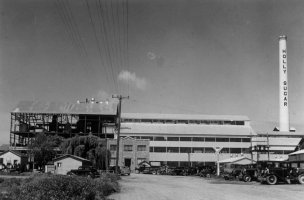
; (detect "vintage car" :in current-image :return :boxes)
[67,166,100,178]
[109,166,131,175]
[259,161,304,185]
[239,164,259,182]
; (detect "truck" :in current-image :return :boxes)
[135,161,161,174]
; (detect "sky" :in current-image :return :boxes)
[0,0,304,144]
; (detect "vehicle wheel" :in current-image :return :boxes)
[243,175,252,182]
[152,171,157,175]
[266,175,277,185]
[298,174,304,184]
[206,173,211,178]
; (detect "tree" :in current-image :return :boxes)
[61,135,111,170]
[28,132,63,169]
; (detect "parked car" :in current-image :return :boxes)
[239,164,259,182]
[199,166,216,178]
[259,161,304,185]
[67,166,100,178]
[109,166,131,175]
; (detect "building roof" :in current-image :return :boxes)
[12,100,118,115]
[257,131,304,137]
[219,156,255,164]
[120,123,255,136]
[0,150,27,158]
[53,154,91,163]
[122,113,250,121]
[289,149,304,156]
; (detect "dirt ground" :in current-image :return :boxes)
[109,174,304,200]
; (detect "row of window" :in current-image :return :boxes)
[125,136,251,143]
[110,145,147,152]
[150,146,250,154]
[122,118,245,126]
[109,145,293,155]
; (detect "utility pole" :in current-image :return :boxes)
[112,95,129,174]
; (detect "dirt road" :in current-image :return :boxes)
[109,174,304,200]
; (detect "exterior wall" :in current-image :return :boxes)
[289,154,304,162]
[0,152,21,167]
[119,134,252,166]
[54,157,83,175]
[108,138,149,171]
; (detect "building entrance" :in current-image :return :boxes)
[124,158,131,167]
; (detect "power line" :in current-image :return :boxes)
[55,0,92,72]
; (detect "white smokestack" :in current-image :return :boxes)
[278,35,289,132]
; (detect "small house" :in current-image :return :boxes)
[0,150,28,170]
[53,154,92,175]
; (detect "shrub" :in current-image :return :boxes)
[7,173,120,200]
[95,173,120,197]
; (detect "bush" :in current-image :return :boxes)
[95,173,120,197]
[7,173,120,200]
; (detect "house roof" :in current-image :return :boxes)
[0,150,27,158]
[219,156,255,164]
[120,123,254,136]
[53,154,91,163]
[289,149,304,156]
[12,100,118,115]
[122,113,250,121]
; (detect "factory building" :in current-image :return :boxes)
[119,113,255,167]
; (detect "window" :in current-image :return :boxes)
[0,158,3,164]
[141,136,153,141]
[57,162,62,167]
[236,121,245,125]
[223,121,233,125]
[149,147,154,152]
[167,137,179,141]
[131,136,140,139]
[230,138,242,142]
[230,148,242,153]
[177,120,188,124]
[205,148,215,153]
[167,147,179,153]
[189,120,201,124]
[154,136,166,141]
[192,137,204,142]
[192,147,204,153]
[242,148,250,154]
[220,148,230,153]
[141,119,153,123]
[167,161,178,167]
[205,137,216,142]
[110,145,117,151]
[180,147,191,153]
[242,138,251,143]
[216,138,229,142]
[154,147,166,152]
[180,137,191,141]
[137,145,146,151]
[124,145,133,151]
[180,162,190,167]
[110,158,116,166]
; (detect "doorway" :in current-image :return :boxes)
[124,158,131,167]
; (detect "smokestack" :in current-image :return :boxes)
[279,35,289,132]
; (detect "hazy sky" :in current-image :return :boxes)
[1,0,304,144]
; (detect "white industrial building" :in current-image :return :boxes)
[120,113,255,167]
